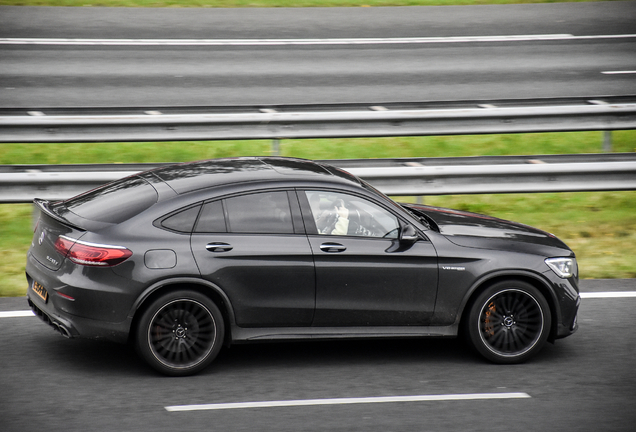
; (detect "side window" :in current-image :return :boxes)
[195,200,226,233]
[161,205,201,233]
[225,191,294,234]
[304,191,399,238]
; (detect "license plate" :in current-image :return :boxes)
[32,281,48,303]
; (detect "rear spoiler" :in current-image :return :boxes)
[33,198,86,232]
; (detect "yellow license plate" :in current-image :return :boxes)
[32,281,48,303]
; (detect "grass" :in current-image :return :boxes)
[2,131,635,164]
[1,130,635,297]
[0,0,614,8]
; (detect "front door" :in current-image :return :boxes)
[302,190,438,326]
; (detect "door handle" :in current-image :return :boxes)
[320,242,346,253]
[206,242,233,252]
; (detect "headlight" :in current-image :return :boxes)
[545,257,577,278]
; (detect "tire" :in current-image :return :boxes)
[135,290,224,376]
[466,281,551,364]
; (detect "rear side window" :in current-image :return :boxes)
[226,192,293,234]
[195,191,294,234]
[63,176,158,224]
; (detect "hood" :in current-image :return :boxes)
[403,203,572,254]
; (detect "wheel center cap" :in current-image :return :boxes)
[175,326,187,338]
[503,316,515,328]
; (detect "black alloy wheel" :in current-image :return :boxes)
[466,281,551,364]
[135,290,224,376]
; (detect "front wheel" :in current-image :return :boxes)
[465,281,551,364]
[135,290,224,376]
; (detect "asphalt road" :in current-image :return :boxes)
[1,2,635,107]
[1,279,635,432]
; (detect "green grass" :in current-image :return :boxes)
[2,131,635,164]
[2,130,635,297]
[0,0,614,7]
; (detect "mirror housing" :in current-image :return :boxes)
[400,224,419,243]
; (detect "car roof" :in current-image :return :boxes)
[148,157,361,195]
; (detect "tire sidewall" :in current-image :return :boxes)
[135,290,225,376]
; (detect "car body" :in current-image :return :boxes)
[26,157,580,375]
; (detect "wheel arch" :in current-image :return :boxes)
[456,271,560,342]
[128,277,236,346]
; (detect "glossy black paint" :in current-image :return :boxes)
[25,157,579,368]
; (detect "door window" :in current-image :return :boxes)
[195,191,294,234]
[304,191,399,238]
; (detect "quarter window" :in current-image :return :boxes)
[162,205,202,233]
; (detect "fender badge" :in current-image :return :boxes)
[442,266,466,271]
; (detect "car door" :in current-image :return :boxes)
[190,190,315,327]
[300,190,438,327]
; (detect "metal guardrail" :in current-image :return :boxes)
[1,96,635,142]
[2,154,635,203]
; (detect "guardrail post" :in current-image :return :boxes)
[272,139,281,156]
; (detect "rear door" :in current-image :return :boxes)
[190,190,316,327]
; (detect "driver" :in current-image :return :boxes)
[309,195,350,235]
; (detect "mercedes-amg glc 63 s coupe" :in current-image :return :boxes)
[26,157,579,375]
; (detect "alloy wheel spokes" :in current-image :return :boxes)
[480,289,544,357]
[149,299,216,369]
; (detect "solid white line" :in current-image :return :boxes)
[0,34,635,46]
[580,291,636,299]
[601,70,636,75]
[165,392,531,412]
[0,310,35,318]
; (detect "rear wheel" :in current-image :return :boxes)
[135,290,224,376]
[466,281,551,364]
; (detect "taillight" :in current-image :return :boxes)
[54,236,132,267]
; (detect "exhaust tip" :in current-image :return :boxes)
[57,324,72,338]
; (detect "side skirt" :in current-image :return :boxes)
[230,324,458,343]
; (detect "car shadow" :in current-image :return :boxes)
[209,337,477,374]
[35,331,573,377]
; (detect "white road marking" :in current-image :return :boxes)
[601,70,636,75]
[0,310,35,318]
[165,392,531,412]
[0,291,634,318]
[0,34,635,46]
[580,291,636,298]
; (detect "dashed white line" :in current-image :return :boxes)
[0,34,635,46]
[0,310,34,318]
[601,70,636,75]
[579,291,636,298]
[165,392,531,412]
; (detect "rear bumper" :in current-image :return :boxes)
[27,291,131,343]
[25,248,140,343]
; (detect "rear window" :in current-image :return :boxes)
[63,176,158,224]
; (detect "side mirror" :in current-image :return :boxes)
[400,224,419,243]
